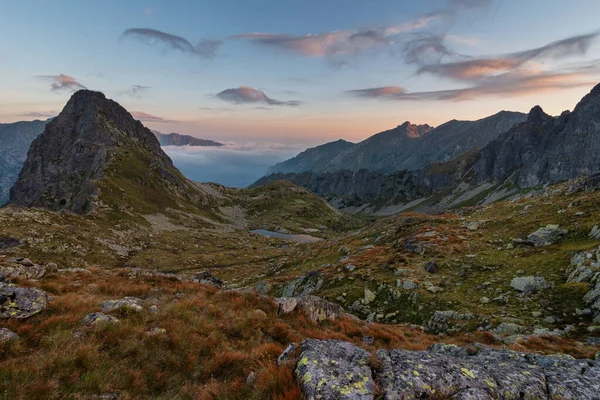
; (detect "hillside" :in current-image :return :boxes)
[0,120,47,206]
[266,139,355,175]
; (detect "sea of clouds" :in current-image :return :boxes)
[162,141,304,188]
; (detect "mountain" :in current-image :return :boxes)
[9,90,210,215]
[266,139,354,175]
[0,120,47,206]
[475,85,600,187]
[265,111,526,175]
[152,130,223,147]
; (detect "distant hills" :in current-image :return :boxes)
[152,130,223,147]
[0,120,48,205]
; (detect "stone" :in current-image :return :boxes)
[590,225,600,240]
[0,282,48,319]
[344,264,356,272]
[282,271,324,297]
[100,297,143,313]
[510,275,550,292]
[0,327,18,342]
[246,371,256,385]
[364,288,376,304]
[527,225,568,247]
[427,286,443,293]
[0,261,46,280]
[480,297,490,304]
[254,281,272,294]
[532,311,543,317]
[277,295,347,323]
[278,343,297,365]
[195,270,223,289]
[543,316,556,324]
[82,312,119,326]
[397,280,418,290]
[252,309,268,319]
[295,339,375,400]
[144,327,166,336]
[493,323,523,336]
[424,261,439,274]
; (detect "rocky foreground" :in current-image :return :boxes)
[292,339,600,399]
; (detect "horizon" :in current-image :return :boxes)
[2,0,600,147]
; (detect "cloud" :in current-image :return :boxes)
[346,86,407,98]
[121,28,222,58]
[417,32,600,81]
[120,85,150,98]
[130,111,172,122]
[215,86,302,106]
[18,111,57,119]
[347,69,596,102]
[38,74,86,93]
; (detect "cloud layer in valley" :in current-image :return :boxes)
[163,142,302,187]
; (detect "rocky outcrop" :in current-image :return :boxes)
[567,247,600,323]
[0,282,48,319]
[527,225,568,247]
[152,130,223,147]
[9,90,192,214]
[0,120,47,206]
[100,297,144,313]
[277,295,347,322]
[294,340,600,399]
[510,276,550,292]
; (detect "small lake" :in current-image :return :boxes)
[251,229,322,243]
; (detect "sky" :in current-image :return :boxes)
[2,0,600,186]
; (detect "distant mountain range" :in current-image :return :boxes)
[151,130,223,147]
[0,120,48,206]
[257,84,600,213]
[267,111,526,175]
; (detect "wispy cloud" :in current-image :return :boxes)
[347,86,407,98]
[130,111,172,122]
[120,85,151,98]
[121,28,222,58]
[37,74,86,93]
[215,86,302,106]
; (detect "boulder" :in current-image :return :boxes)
[0,259,46,280]
[82,312,119,326]
[424,261,439,274]
[295,339,375,400]
[511,275,550,292]
[278,295,347,323]
[527,225,567,247]
[282,271,324,297]
[0,282,48,319]
[100,297,143,313]
[194,270,223,289]
[590,225,600,240]
[0,327,18,342]
[364,288,376,304]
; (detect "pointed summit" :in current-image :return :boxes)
[527,105,553,125]
[9,90,201,214]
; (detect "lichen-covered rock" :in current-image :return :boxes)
[0,282,47,319]
[282,271,324,297]
[527,225,567,247]
[510,275,550,292]
[0,327,18,342]
[82,312,119,326]
[296,339,375,400]
[277,295,347,323]
[425,310,474,333]
[0,258,46,280]
[100,297,143,313]
[566,247,600,322]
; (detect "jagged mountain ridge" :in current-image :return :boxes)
[267,111,526,175]
[0,120,47,206]
[152,129,223,147]
[9,90,208,214]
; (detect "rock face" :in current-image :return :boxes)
[476,84,600,187]
[295,340,600,400]
[152,130,223,147]
[0,282,48,319]
[567,247,600,322]
[9,90,192,214]
[0,120,47,206]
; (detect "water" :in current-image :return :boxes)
[251,229,322,243]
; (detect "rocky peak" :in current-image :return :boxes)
[527,105,553,125]
[398,121,434,138]
[9,90,190,214]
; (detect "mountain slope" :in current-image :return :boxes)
[0,120,47,206]
[267,139,355,175]
[152,130,223,147]
[9,90,210,215]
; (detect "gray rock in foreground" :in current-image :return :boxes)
[294,340,600,399]
[0,282,48,319]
